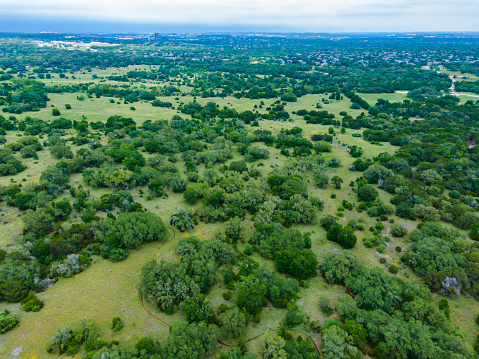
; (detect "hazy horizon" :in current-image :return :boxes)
[1,0,478,33]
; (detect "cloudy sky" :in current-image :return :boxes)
[0,0,478,32]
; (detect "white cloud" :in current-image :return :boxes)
[0,0,478,31]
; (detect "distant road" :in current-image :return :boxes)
[448,75,479,98]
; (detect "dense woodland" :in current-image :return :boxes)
[1,32,479,358]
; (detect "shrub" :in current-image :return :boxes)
[319,296,334,316]
[358,184,378,202]
[375,222,384,230]
[84,337,108,352]
[47,319,98,354]
[438,299,450,319]
[222,291,233,301]
[310,321,321,333]
[244,244,254,255]
[229,160,248,173]
[284,303,305,327]
[379,258,387,264]
[20,292,44,312]
[0,280,29,303]
[388,265,399,274]
[0,309,19,334]
[390,224,408,237]
[136,337,161,354]
[172,178,188,193]
[170,207,197,232]
[183,187,198,204]
[274,298,289,308]
[111,317,124,332]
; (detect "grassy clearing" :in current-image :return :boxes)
[439,69,479,82]
[359,92,408,105]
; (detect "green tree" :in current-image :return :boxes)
[229,160,248,173]
[236,275,267,315]
[98,212,167,255]
[183,187,199,205]
[346,267,403,314]
[357,184,378,202]
[140,260,200,311]
[218,306,248,339]
[469,222,479,241]
[336,226,357,249]
[331,176,343,189]
[162,321,218,359]
[327,224,343,242]
[23,208,55,237]
[364,165,391,184]
[313,170,329,188]
[170,207,197,232]
[50,144,73,159]
[262,330,288,359]
[182,294,214,323]
[322,325,362,359]
[0,309,19,334]
[343,320,367,346]
[203,189,225,208]
[225,217,246,243]
[275,249,318,279]
[321,252,362,285]
[420,169,442,185]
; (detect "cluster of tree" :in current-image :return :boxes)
[323,220,358,250]
[2,78,49,113]
[296,109,337,125]
[343,90,370,110]
[0,148,26,175]
[401,222,479,299]
[0,211,167,315]
[140,237,236,312]
[321,251,476,358]
[455,80,479,94]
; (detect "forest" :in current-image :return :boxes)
[0,32,479,359]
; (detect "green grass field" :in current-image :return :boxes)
[440,69,479,82]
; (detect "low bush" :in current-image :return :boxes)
[21,292,44,312]
[0,309,19,334]
[111,317,124,332]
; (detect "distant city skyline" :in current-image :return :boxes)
[0,0,478,32]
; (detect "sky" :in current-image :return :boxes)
[0,0,478,33]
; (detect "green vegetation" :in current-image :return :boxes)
[0,32,479,359]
